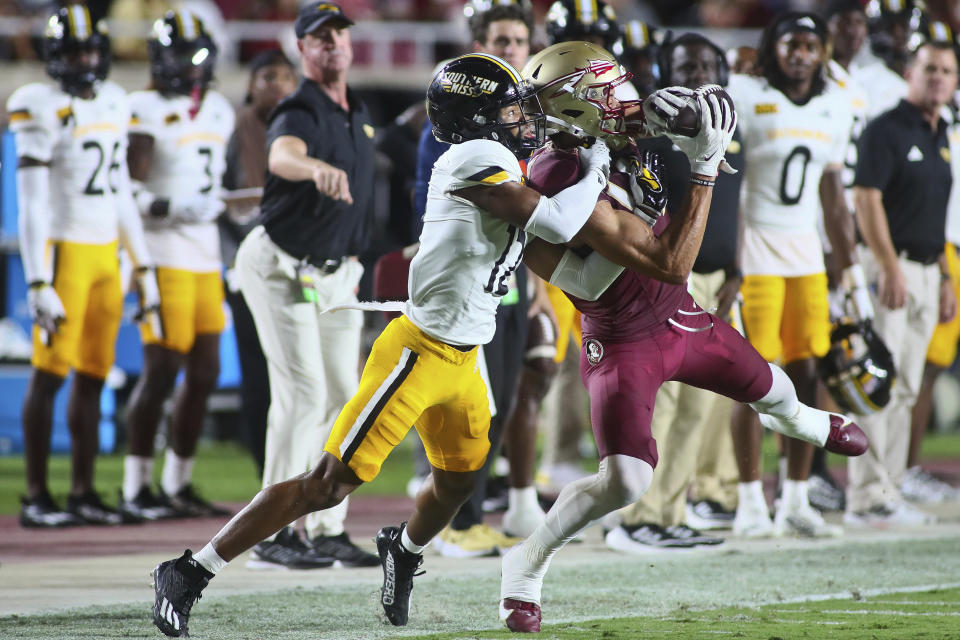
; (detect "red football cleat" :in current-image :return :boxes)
[500,598,542,633]
[825,415,868,456]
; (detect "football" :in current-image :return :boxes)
[656,86,733,138]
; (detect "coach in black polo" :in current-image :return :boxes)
[233,1,378,568]
[847,39,958,527]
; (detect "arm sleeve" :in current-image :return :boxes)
[853,118,895,190]
[549,249,625,301]
[16,165,51,283]
[525,168,607,244]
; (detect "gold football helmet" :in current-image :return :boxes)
[521,41,637,141]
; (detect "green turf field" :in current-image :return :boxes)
[3,536,959,639]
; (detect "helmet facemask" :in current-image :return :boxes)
[431,70,546,156]
[149,13,218,96]
[523,43,638,148]
[44,9,111,97]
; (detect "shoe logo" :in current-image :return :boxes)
[382,553,396,605]
[160,597,180,630]
[585,339,603,365]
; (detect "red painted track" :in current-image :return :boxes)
[0,495,417,565]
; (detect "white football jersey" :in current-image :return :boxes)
[728,73,853,276]
[7,81,130,245]
[128,89,235,272]
[852,62,907,121]
[405,139,528,347]
[945,123,960,246]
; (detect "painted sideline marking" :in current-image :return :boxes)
[744,581,960,608]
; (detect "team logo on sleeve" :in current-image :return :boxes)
[585,339,604,366]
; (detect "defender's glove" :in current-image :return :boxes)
[842,263,875,321]
[27,282,65,335]
[626,150,668,225]
[669,86,737,176]
[578,139,611,183]
[134,266,164,339]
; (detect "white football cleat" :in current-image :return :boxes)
[732,502,776,538]
[774,500,842,538]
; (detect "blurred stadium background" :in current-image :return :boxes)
[0,0,957,484]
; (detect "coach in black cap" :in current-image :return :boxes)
[233,1,378,569]
[294,1,354,37]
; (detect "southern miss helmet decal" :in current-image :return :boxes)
[439,71,501,96]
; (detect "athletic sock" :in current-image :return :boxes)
[738,480,766,509]
[781,479,809,511]
[161,449,194,496]
[123,455,153,501]
[192,543,227,575]
[508,486,541,513]
[401,526,426,554]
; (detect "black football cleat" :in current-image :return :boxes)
[152,549,213,637]
[19,492,83,528]
[376,524,424,626]
[310,531,380,567]
[159,485,231,518]
[67,490,140,525]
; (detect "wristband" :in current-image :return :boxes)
[27,280,47,290]
[689,176,715,187]
[942,271,951,282]
[725,266,743,280]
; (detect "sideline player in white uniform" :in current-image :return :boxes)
[11,5,159,527]
[726,12,867,538]
[119,10,235,520]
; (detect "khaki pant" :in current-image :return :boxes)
[847,249,941,512]
[236,226,364,537]
[621,270,739,526]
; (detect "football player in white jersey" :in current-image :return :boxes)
[119,10,236,521]
[150,53,725,637]
[726,12,867,538]
[10,5,159,527]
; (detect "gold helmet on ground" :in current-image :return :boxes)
[520,40,636,142]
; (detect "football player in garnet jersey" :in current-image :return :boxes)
[10,5,159,527]
[497,40,869,633]
[119,9,235,522]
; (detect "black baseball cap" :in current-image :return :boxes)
[295,2,353,38]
